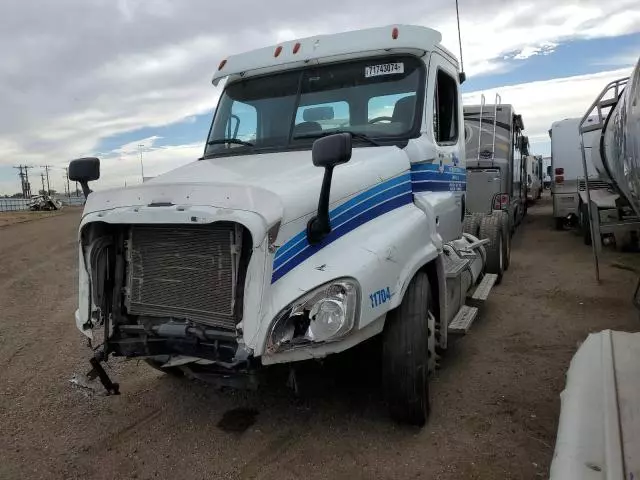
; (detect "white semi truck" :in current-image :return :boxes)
[69,25,498,426]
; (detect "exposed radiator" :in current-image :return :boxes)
[126,223,242,330]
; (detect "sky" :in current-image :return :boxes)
[1,0,639,194]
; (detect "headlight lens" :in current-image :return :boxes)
[267,279,359,354]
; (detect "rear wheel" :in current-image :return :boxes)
[580,202,592,245]
[463,213,483,236]
[382,271,435,426]
[479,215,504,284]
[497,211,511,271]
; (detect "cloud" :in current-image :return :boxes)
[94,142,203,190]
[510,42,558,60]
[463,67,634,156]
[0,0,640,194]
[592,47,640,68]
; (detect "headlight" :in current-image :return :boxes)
[266,279,359,354]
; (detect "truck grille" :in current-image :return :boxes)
[126,224,242,330]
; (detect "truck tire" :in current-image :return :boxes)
[497,210,511,271]
[463,213,482,236]
[580,202,592,245]
[479,215,504,284]
[554,217,565,230]
[382,271,434,426]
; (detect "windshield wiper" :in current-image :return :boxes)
[207,138,254,147]
[294,130,380,146]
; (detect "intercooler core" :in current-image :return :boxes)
[125,223,243,330]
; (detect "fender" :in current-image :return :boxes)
[254,202,441,357]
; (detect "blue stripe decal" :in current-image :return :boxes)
[410,162,466,193]
[272,192,413,283]
[411,163,466,175]
[274,173,411,262]
[410,171,466,182]
[271,163,467,283]
[413,180,466,192]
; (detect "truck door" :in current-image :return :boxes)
[413,51,464,242]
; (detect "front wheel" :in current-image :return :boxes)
[382,271,435,426]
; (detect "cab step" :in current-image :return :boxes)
[448,305,479,335]
[468,273,498,306]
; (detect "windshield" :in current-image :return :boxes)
[204,55,424,158]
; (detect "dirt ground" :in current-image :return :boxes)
[0,210,66,228]
[1,196,639,480]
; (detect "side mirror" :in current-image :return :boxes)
[311,132,352,168]
[69,157,100,199]
[307,133,353,245]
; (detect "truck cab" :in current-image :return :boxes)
[69,25,495,426]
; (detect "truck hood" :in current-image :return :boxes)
[84,146,408,233]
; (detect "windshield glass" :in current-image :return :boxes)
[204,55,424,158]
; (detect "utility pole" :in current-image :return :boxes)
[13,165,33,198]
[40,173,46,196]
[64,168,71,199]
[13,165,25,197]
[40,165,52,196]
[24,166,32,197]
[138,144,145,182]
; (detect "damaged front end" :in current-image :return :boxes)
[78,220,256,393]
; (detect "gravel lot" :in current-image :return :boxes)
[1,197,639,480]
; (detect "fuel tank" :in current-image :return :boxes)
[600,57,640,215]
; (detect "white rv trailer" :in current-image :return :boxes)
[524,154,542,202]
[68,25,499,427]
[549,117,603,230]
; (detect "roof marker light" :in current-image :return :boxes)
[274,46,283,57]
[293,42,301,54]
[392,27,399,39]
[218,59,227,71]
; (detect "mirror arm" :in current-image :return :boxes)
[79,181,92,199]
[306,165,334,245]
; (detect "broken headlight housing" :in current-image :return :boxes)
[266,279,360,354]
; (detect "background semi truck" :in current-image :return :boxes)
[461,96,529,283]
[69,25,498,426]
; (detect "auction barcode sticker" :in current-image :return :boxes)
[365,63,404,78]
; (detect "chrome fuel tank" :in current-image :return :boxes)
[601,57,640,215]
